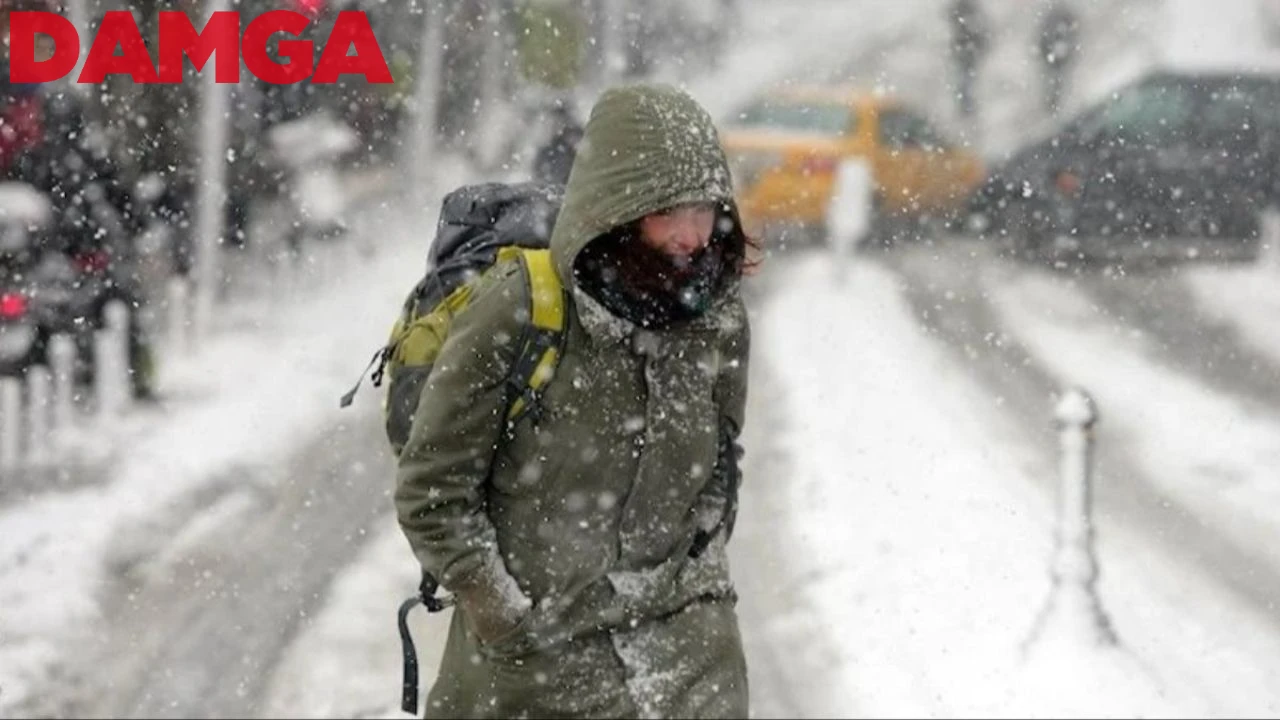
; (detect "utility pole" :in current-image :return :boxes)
[192,0,231,348]
[408,0,445,215]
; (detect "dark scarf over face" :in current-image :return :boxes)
[574,212,740,330]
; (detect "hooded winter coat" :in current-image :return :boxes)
[395,83,751,719]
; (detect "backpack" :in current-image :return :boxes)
[339,181,569,715]
[340,181,568,457]
[341,181,741,714]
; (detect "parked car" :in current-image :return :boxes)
[969,66,1280,265]
[721,84,986,246]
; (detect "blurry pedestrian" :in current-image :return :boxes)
[1038,1,1080,115]
[948,0,990,119]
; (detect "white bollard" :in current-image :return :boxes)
[166,276,192,359]
[1025,387,1117,653]
[93,331,117,420]
[24,366,51,466]
[49,334,76,437]
[0,377,20,473]
[95,302,131,420]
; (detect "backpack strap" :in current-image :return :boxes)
[397,249,565,713]
[505,248,567,427]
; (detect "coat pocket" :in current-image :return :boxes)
[479,603,545,661]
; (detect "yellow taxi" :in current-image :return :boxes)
[721,85,985,241]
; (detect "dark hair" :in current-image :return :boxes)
[717,201,764,276]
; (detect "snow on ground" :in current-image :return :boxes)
[1183,238,1280,368]
[991,270,1280,574]
[763,254,1055,717]
[984,268,1280,717]
[258,524,436,720]
[767,253,1280,718]
[766,254,1152,718]
[0,165,462,716]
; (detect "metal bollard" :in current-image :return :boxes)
[49,334,76,437]
[1025,387,1117,653]
[0,377,20,472]
[25,366,51,466]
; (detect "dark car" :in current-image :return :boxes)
[970,67,1280,265]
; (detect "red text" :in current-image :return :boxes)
[9,10,393,85]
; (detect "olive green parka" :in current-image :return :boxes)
[396,83,751,719]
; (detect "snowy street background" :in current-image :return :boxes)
[4,0,1280,718]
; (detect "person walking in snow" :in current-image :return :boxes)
[395,83,754,718]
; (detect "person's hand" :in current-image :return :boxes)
[459,586,533,644]
[453,558,535,645]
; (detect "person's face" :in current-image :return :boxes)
[637,203,717,264]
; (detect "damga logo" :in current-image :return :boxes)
[9,11,393,85]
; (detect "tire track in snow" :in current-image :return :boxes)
[47,406,394,719]
[882,239,1280,637]
[1075,268,1280,414]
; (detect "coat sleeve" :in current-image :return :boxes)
[715,302,751,438]
[695,300,751,540]
[394,264,531,607]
